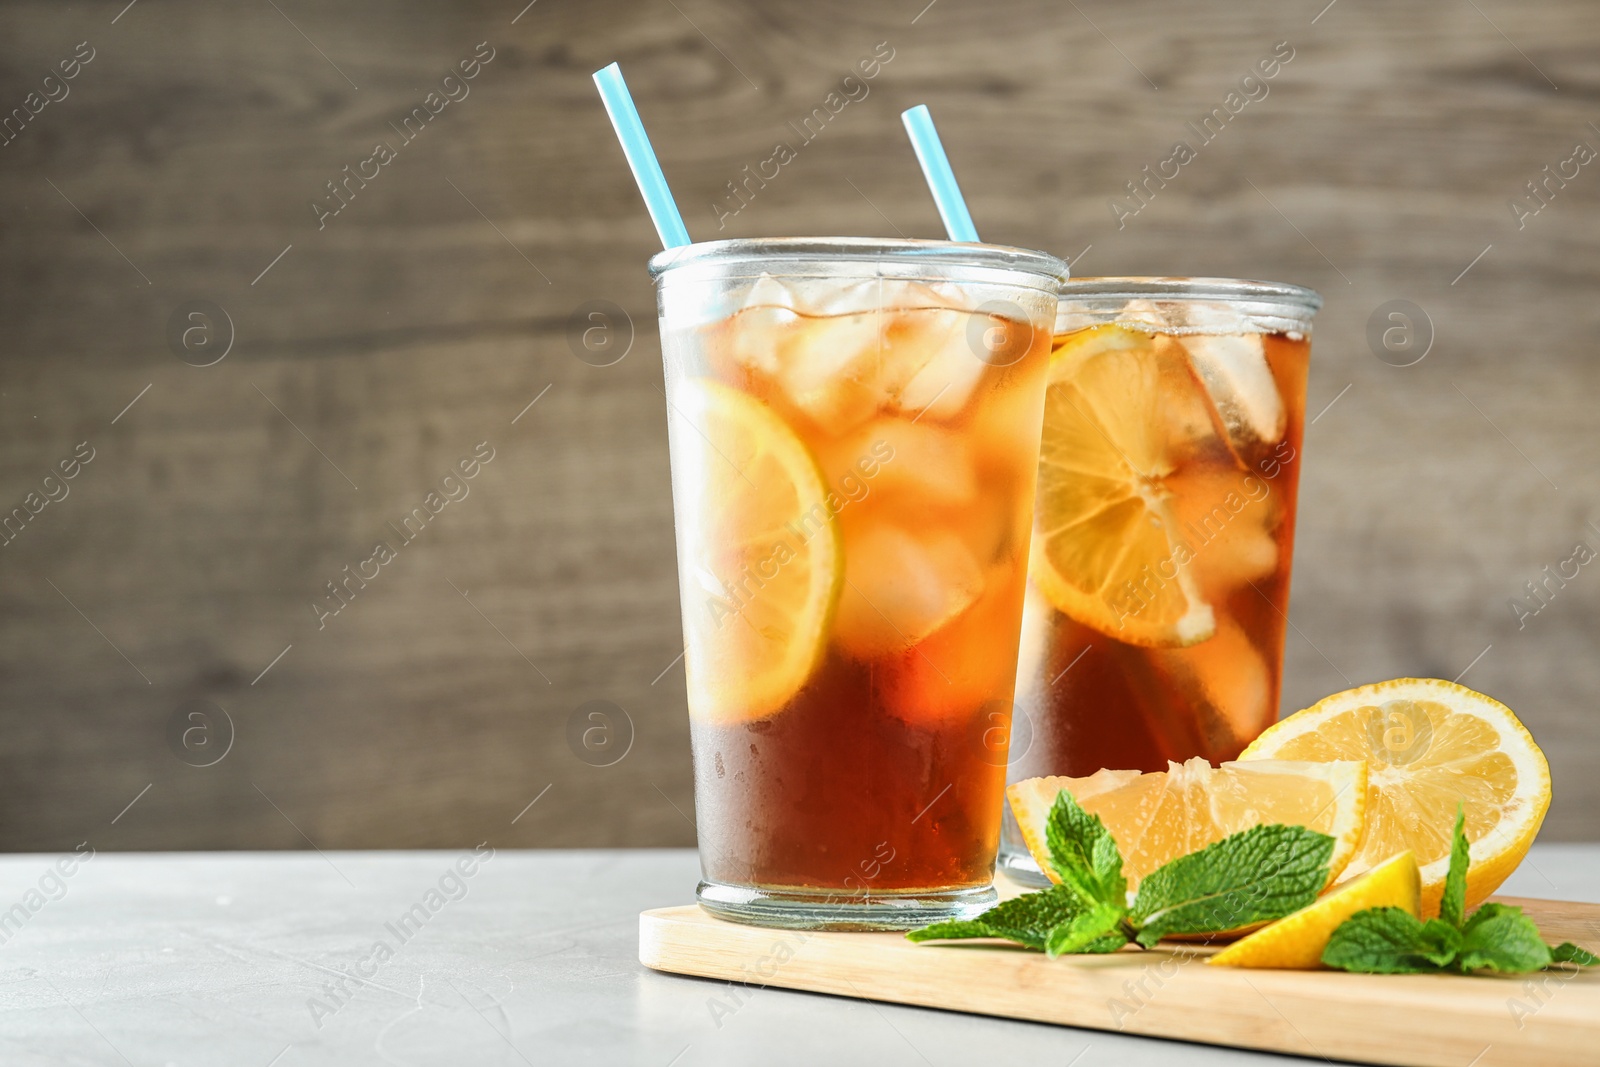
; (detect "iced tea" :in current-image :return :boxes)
[1001,279,1320,883]
[650,239,1065,927]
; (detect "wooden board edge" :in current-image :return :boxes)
[639,905,1599,1067]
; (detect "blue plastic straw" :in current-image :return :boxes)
[900,105,980,243]
[592,63,692,249]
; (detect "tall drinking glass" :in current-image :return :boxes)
[999,278,1321,885]
[649,238,1066,928]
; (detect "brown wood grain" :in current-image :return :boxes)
[639,896,1600,1067]
[0,0,1597,850]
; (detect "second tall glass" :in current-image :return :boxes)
[1001,277,1321,884]
[650,238,1066,928]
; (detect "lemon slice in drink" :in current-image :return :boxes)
[1030,325,1216,647]
[671,380,841,724]
[1239,678,1551,918]
[1007,757,1367,895]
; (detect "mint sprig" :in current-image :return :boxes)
[908,789,1333,955]
[907,884,1088,952]
[1323,806,1598,975]
[1551,941,1600,965]
[1437,803,1470,928]
[1044,900,1127,957]
[1130,823,1334,947]
[1044,787,1127,910]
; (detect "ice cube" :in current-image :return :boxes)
[747,276,956,317]
[772,311,886,431]
[1203,520,1279,590]
[732,274,873,384]
[923,280,974,312]
[813,278,893,317]
[1183,334,1285,448]
[1111,299,1166,331]
[1116,298,1256,335]
[968,364,1047,484]
[741,273,802,311]
[1142,336,1207,445]
[1147,621,1270,761]
[1168,466,1281,592]
[891,307,994,421]
[725,304,799,377]
[821,418,977,508]
[733,277,991,429]
[833,524,984,659]
[880,563,1022,726]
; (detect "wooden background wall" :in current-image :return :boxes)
[1,0,1596,853]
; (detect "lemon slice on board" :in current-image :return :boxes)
[1239,678,1551,918]
[1030,325,1216,648]
[1007,756,1367,895]
[669,380,841,724]
[1208,850,1421,969]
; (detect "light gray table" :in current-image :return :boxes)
[0,846,1595,1066]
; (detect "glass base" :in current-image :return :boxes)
[996,842,1053,888]
[696,879,997,931]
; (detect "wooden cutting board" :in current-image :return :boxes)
[639,895,1600,1066]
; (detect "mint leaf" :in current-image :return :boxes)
[1415,918,1466,966]
[1323,907,1455,973]
[1327,901,1596,976]
[906,885,1086,950]
[906,920,995,943]
[1080,933,1133,954]
[1044,900,1129,958]
[1044,789,1126,909]
[1439,805,1469,929]
[1459,900,1517,937]
[1457,903,1551,973]
[1130,824,1334,947]
[974,887,1090,948]
[1551,942,1600,965]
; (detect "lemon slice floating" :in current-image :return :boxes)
[1240,678,1551,918]
[670,380,841,724]
[1007,756,1367,896]
[1030,325,1216,647]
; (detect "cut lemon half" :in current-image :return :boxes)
[1208,850,1421,969]
[670,380,841,724]
[1239,678,1550,918]
[1031,325,1216,647]
[1008,756,1366,896]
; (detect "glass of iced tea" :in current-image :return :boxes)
[999,278,1321,885]
[648,238,1066,928]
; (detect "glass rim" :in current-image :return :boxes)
[1060,276,1323,315]
[648,237,1070,288]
